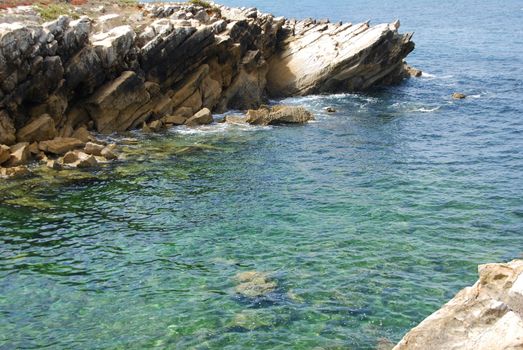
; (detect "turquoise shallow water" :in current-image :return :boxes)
[1,1,523,349]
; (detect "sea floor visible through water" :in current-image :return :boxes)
[1,0,523,349]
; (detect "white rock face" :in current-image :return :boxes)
[393,260,523,350]
[267,20,414,96]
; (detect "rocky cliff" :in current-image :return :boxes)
[393,260,523,350]
[0,2,414,174]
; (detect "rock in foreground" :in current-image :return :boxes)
[393,260,523,350]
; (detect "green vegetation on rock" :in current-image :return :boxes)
[188,0,212,9]
[35,3,78,21]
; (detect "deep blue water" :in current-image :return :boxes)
[1,1,522,349]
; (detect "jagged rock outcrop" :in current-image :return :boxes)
[393,260,523,350]
[267,19,414,96]
[0,2,415,174]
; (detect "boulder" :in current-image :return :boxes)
[27,142,39,156]
[244,106,313,125]
[224,115,249,124]
[148,119,164,132]
[185,108,213,126]
[0,144,10,165]
[393,260,523,350]
[6,142,30,166]
[71,126,93,143]
[62,150,98,168]
[405,64,422,77]
[325,107,337,113]
[452,92,467,99]
[62,151,79,164]
[16,114,57,142]
[84,142,105,156]
[142,122,151,133]
[163,114,188,125]
[38,137,84,155]
[101,146,117,160]
[268,106,314,124]
[76,153,98,168]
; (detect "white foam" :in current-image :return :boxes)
[417,106,441,112]
[421,72,454,80]
[168,121,271,135]
[421,72,437,78]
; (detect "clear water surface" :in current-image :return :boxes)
[1,0,522,349]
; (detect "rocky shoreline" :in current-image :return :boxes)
[0,1,416,178]
[393,260,523,350]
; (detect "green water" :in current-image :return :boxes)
[1,93,522,348]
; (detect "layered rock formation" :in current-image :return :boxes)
[393,260,523,350]
[267,19,414,96]
[0,2,415,175]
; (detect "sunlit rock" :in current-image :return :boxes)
[393,260,523,350]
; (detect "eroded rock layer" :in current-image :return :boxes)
[0,2,414,143]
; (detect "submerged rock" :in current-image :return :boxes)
[46,159,63,170]
[0,165,30,179]
[229,309,278,331]
[234,271,277,298]
[393,260,523,350]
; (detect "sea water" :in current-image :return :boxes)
[1,0,522,349]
